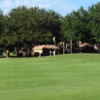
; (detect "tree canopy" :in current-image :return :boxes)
[62,2,100,44]
[1,2,100,55]
[3,6,61,48]
[0,10,4,45]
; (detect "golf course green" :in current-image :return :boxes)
[0,54,100,100]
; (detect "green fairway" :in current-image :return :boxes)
[0,54,100,100]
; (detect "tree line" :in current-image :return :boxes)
[0,2,100,56]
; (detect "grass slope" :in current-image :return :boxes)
[0,54,100,100]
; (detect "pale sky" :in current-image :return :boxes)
[0,0,99,16]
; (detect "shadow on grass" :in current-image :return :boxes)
[0,55,6,58]
[9,56,24,58]
[0,55,21,58]
[10,56,33,58]
[0,55,33,58]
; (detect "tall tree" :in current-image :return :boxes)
[88,2,100,43]
[4,6,62,56]
[0,10,4,45]
[62,6,93,43]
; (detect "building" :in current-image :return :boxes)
[31,45,60,57]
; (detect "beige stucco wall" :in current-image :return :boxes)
[34,50,43,54]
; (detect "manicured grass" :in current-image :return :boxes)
[0,54,100,100]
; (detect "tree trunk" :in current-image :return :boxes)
[6,53,9,58]
[63,41,65,54]
[15,47,19,57]
[70,40,72,53]
[27,48,30,57]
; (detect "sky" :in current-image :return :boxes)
[0,0,100,16]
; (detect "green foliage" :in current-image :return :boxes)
[61,14,76,41]
[3,6,62,49]
[62,2,100,43]
[2,2,100,52]
[0,48,2,55]
[62,6,91,42]
[88,3,100,42]
[0,10,5,45]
